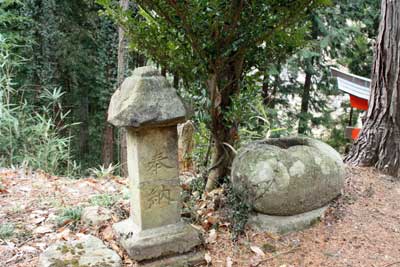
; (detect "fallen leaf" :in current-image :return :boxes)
[31,216,46,225]
[205,252,212,264]
[57,219,73,227]
[181,183,190,191]
[202,220,211,231]
[219,222,231,228]
[226,256,233,267]
[20,245,37,254]
[207,215,219,225]
[266,232,280,240]
[57,228,71,240]
[32,209,48,215]
[78,227,90,234]
[110,242,123,257]
[250,245,265,257]
[0,188,8,194]
[250,256,262,267]
[206,229,217,244]
[33,225,53,235]
[190,224,205,233]
[102,225,114,242]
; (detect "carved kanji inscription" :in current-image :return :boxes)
[146,185,172,208]
[145,151,173,175]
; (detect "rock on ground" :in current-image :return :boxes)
[81,206,112,226]
[38,235,122,267]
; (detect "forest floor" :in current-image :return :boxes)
[0,166,399,267]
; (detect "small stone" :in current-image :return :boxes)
[33,225,53,235]
[20,245,37,254]
[81,206,111,226]
[38,235,122,267]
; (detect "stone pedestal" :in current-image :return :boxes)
[248,206,328,234]
[107,66,203,266]
[114,220,202,262]
[113,127,202,262]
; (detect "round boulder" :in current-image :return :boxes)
[231,137,345,216]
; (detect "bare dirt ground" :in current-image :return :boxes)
[0,166,399,267]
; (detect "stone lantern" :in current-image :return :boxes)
[107,67,203,266]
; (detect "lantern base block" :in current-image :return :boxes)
[113,219,203,262]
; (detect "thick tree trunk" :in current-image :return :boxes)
[205,55,245,191]
[345,0,400,177]
[298,71,312,134]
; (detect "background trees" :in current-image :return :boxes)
[0,0,385,181]
[345,0,400,177]
[1,0,119,172]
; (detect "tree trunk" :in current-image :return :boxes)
[101,46,117,168]
[117,0,129,177]
[173,74,179,89]
[161,67,167,77]
[79,86,89,165]
[136,53,146,67]
[178,121,195,172]
[345,0,400,177]
[298,71,312,134]
[101,113,114,167]
[205,54,245,191]
[261,74,270,106]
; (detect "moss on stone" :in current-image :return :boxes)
[262,243,277,253]
[49,258,88,267]
[58,245,70,254]
[76,243,84,250]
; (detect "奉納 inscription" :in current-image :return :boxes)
[146,185,172,208]
[145,151,173,175]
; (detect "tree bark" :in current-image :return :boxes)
[101,41,118,168]
[101,113,114,167]
[345,0,400,177]
[205,54,245,191]
[298,71,312,134]
[118,0,130,177]
[79,86,89,165]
